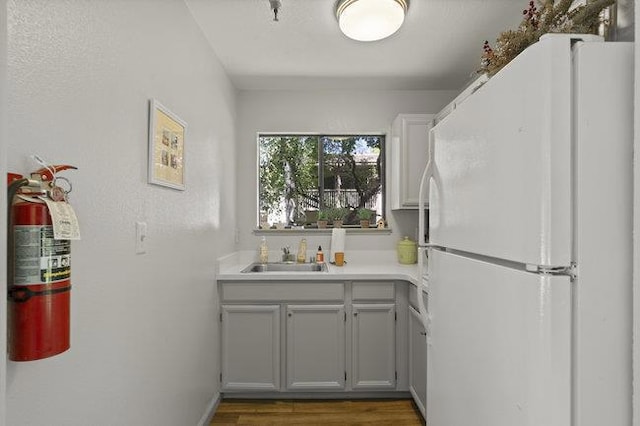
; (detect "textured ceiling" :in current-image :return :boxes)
[184,0,526,91]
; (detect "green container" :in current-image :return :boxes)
[397,236,417,264]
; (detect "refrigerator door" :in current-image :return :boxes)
[429,35,579,266]
[571,40,633,426]
[426,249,571,426]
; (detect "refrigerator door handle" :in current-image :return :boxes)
[525,262,577,279]
[416,282,430,334]
[424,243,445,250]
[418,128,435,246]
[417,128,434,340]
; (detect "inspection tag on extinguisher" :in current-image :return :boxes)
[39,198,81,240]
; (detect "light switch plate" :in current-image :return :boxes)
[136,221,147,254]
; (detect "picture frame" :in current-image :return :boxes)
[148,99,187,190]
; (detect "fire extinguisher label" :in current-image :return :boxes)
[14,225,71,285]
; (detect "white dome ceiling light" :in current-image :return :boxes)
[335,0,409,42]
[269,0,282,21]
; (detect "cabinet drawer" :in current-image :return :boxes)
[352,281,394,301]
[221,281,344,302]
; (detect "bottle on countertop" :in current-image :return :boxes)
[297,238,307,263]
[259,236,269,264]
[316,245,324,264]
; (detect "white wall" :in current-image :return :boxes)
[5,1,236,425]
[236,89,456,253]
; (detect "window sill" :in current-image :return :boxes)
[253,227,392,236]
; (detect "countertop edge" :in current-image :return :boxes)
[216,250,422,288]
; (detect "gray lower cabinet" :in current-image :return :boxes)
[221,304,280,391]
[351,303,396,390]
[409,305,427,416]
[286,304,346,390]
[219,280,405,394]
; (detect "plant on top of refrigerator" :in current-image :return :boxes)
[479,0,615,76]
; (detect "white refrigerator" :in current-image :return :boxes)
[417,34,633,426]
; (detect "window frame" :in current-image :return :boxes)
[255,132,387,231]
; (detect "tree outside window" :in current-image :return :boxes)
[258,134,384,228]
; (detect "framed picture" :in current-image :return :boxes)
[148,99,187,190]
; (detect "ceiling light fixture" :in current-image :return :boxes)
[269,0,282,21]
[335,0,409,42]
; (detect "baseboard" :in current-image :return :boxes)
[221,391,412,400]
[197,392,221,426]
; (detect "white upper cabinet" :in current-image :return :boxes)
[389,114,434,209]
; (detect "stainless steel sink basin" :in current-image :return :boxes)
[241,262,328,273]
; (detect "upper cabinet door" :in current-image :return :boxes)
[390,114,434,210]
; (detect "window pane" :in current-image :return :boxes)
[258,134,384,228]
[259,136,319,225]
[321,136,382,224]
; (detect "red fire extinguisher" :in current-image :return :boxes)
[7,164,77,361]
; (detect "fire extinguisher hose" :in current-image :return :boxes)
[8,285,71,303]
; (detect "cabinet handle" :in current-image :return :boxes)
[288,313,292,317]
[419,331,427,336]
[353,312,358,317]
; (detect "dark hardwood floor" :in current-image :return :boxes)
[209,398,424,425]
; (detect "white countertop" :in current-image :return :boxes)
[217,250,421,286]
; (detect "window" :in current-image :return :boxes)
[258,134,385,228]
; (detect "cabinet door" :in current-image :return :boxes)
[351,303,396,390]
[221,305,280,391]
[286,304,346,390]
[390,114,434,209]
[409,306,427,417]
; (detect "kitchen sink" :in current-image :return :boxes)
[241,262,328,273]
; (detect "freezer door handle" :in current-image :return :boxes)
[418,128,435,245]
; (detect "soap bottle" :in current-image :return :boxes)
[297,238,307,263]
[259,237,269,263]
[316,246,324,264]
